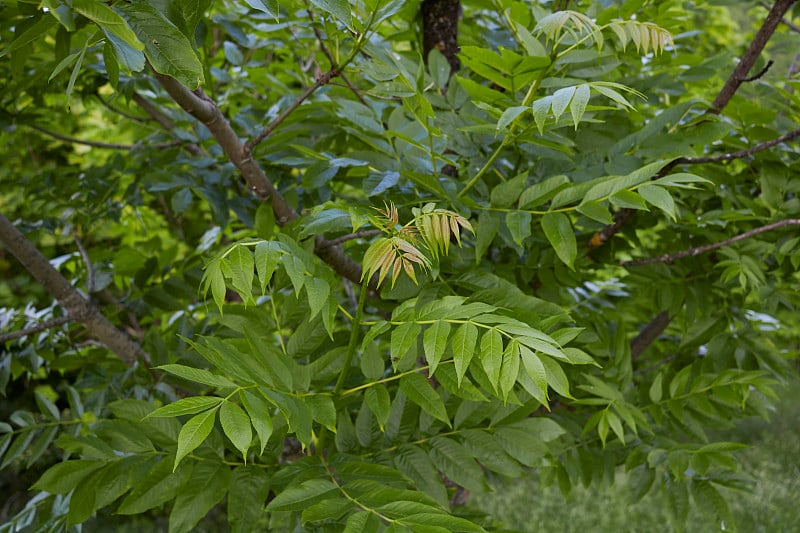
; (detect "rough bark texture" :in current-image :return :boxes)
[631,311,672,360]
[0,212,145,365]
[421,0,461,71]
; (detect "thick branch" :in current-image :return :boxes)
[0,212,146,365]
[153,73,365,284]
[621,219,800,267]
[761,2,800,33]
[421,0,461,72]
[710,0,797,114]
[631,311,672,359]
[0,316,71,343]
[27,123,181,150]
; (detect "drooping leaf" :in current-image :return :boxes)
[174,408,217,470]
[541,212,577,269]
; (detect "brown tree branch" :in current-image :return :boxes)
[761,2,800,33]
[95,95,151,122]
[631,311,672,359]
[316,229,382,249]
[710,0,797,114]
[0,212,147,365]
[621,219,800,267]
[0,316,71,343]
[131,93,206,157]
[421,0,461,72]
[244,68,340,152]
[26,123,182,150]
[153,73,366,285]
[675,127,800,164]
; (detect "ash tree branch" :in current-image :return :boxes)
[26,123,182,150]
[153,73,366,286]
[710,0,797,114]
[317,229,382,249]
[621,219,800,267]
[132,93,206,157]
[674,127,800,164]
[760,2,800,33]
[0,212,147,365]
[0,316,71,344]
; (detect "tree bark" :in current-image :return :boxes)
[421,0,461,72]
[0,212,146,366]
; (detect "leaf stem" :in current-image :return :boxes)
[334,281,368,395]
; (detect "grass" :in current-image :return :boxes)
[476,381,800,533]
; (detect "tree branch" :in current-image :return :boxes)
[675,127,800,164]
[0,212,147,365]
[761,2,800,33]
[26,123,182,150]
[244,68,340,152]
[317,229,382,249]
[631,311,672,359]
[0,316,71,344]
[621,219,800,267]
[710,0,797,114]
[153,73,366,285]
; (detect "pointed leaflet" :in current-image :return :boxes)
[570,84,590,129]
[391,322,421,364]
[506,211,532,247]
[117,3,204,88]
[169,461,231,533]
[541,212,577,269]
[243,0,279,18]
[71,0,144,51]
[474,211,499,263]
[174,408,217,471]
[519,345,549,404]
[32,460,104,494]
[266,479,339,512]
[365,385,391,431]
[254,241,281,294]
[497,106,528,133]
[451,322,478,386]
[310,0,353,30]
[637,184,677,220]
[157,364,237,389]
[228,466,270,533]
[305,277,330,320]
[147,396,223,418]
[423,320,451,375]
[399,373,450,426]
[480,328,503,392]
[219,401,252,461]
[460,429,523,478]
[498,340,520,402]
[118,458,192,514]
[540,356,572,398]
[221,246,255,304]
[428,437,485,492]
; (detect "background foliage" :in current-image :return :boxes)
[1,0,799,531]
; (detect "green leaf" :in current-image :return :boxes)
[491,172,528,207]
[282,254,306,295]
[399,373,450,426]
[391,322,421,365]
[428,436,485,492]
[72,0,144,51]
[157,364,237,389]
[638,184,677,220]
[117,3,204,88]
[222,246,255,304]
[118,458,192,514]
[394,445,449,507]
[105,31,146,72]
[576,201,613,224]
[228,466,270,533]
[148,396,223,418]
[461,429,523,478]
[309,0,352,30]
[423,320,451,375]
[532,95,552,134]
[541,212,577,269]
[365,385,392,431]
[498,341,520,402]
[480,328,504,392]
[0,16,57,58]
[610,189,648,210]
[519,175,570,209]
[266,479,339,512]
[302,497,352,524]
[220,401,252,461]
[32,460,104,494]
[475,211,500,262]
[243,0,279,18]
[169,462,231,533]
[551,86,575,122]
[255,241,281,294]
[570,84,590,128]
[174,408,217,470]
[451,322,479,386]
[540,356,572,398]
[305,277,331,320]
[506,211,532,247]
[402,513,486,532]
[496,106,528,133]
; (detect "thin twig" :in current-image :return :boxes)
[306,6,369,106]
[317,229,382,249]
[95,95,151,122]
[634,353,680,376]
[677,127,800,164]
[0,316,72,343]
[27,124,182,150]
[132,93,206,157]
[75,237,94,294]
[621,219,800,266]
[743,59,774,81]
[631,311,672,359]
[245,68,339,152]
